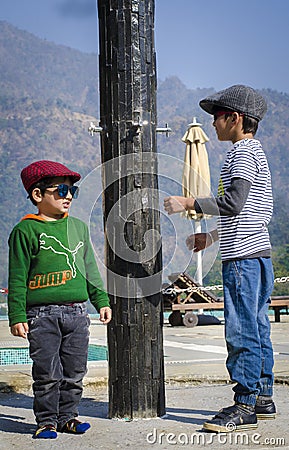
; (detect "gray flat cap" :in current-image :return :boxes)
[199,85,267,121]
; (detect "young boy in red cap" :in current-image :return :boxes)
[164,85,276,432]
[8,160,111,439]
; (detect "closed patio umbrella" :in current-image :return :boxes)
[181,117,211,286]
[182,117,211,219]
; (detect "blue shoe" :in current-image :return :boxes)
[203,403,258,433]
[33,424,57,439]
[61,418,91,434]
[255,398,276,420]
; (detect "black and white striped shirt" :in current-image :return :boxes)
[216,138,273,260]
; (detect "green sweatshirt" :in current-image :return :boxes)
[8,214,110,326]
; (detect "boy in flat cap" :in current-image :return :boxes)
[8,160,111,439]
[164,85,275,432]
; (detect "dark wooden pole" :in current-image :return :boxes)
[97,0,165,419]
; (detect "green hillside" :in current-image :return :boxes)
[0,21,288,300]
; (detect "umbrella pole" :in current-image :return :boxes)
[195,219,204,313]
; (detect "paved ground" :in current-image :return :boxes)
[0,315,288,449]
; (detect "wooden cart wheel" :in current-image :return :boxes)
[183,312,198,328]
[168,311,183,327]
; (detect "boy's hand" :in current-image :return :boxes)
[99,307,112,324]
[186,233,212,252]
[10,322,29,339]
[164,196,194,215]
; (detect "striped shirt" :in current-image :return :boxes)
[217,138,273,260]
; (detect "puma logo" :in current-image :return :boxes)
[39,233,84,278]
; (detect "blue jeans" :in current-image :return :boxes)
[222,258,274,406]
[27,303,90,428]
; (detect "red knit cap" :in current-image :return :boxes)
[21,160,81,193]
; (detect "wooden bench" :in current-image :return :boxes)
[270,296,289,322]
[171,298,289,323]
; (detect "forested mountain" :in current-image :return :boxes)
[0,20,288,301]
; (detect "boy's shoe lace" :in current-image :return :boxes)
[60,418,91,434]
[33,424,57,439]
[203,403,258,433]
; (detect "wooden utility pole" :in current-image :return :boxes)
[97,0,165,419]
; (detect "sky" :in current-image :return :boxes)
[1,0,289,94]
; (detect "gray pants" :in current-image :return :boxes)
[27,303,90,428]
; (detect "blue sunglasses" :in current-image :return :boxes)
[45,184,79,199]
